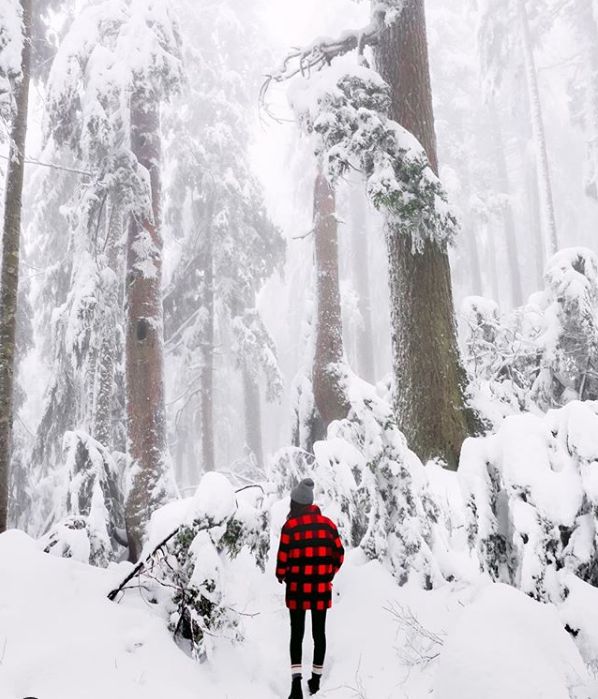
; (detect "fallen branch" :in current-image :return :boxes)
[385,602,445,667]
[107,484,264,602]
[0,152,91,176]
[107,526,192,601]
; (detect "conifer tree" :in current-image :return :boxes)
[0,0,32,533]
[268,0,471,467]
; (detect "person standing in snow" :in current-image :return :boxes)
[276,478,345,699]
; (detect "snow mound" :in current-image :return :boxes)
[434,583,592,699]
[144,471,237,552]
[0,530,203,699]
[187,471,237,524]
[559,571,598,676]
[1,526,595,699]
[460,401,598,601]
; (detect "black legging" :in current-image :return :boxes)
[290,609,327,669]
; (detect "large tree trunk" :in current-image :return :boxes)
[490,104,524,307]
[349,186,376,383]
[199,212,215,473]
[518,0,558,256]
[0,0,32,534]
[312,171,349,428]
[374,0,470,470]
[242,367,264,470]
[125,90,171,561]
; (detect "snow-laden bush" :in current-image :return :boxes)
[460,401,598,602]
[461,295,541,424]
[463,247,598,424]
[534,248,598,408]
[269,446,315,499]
[112,473,269,661]
[434,583,593,699]
[271,374,458,588]
[39,430,126,566]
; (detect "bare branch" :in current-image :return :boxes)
[0,153,92,176]
[385,602,445,667]
[260,8,387,113]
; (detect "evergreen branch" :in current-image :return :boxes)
[107,485,265,602]
[107,525,208,602]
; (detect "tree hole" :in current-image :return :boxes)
[137,318,149,341]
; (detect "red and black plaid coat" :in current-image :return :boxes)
[275,504,345,611]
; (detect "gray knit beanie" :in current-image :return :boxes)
[290,478,315,505]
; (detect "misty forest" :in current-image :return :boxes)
[1,0,598,697]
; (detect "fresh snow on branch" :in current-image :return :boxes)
[289,57,458,249]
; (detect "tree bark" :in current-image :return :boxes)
[374,0,470,470]
[312,171,349,428]
[0,0,32,534]
[518,0,558,256]
[490,103,524,307]
[349,186,376,383]
[242,366,264,470]
[125,90,171,561]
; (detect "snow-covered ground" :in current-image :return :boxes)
[1,521,597,698]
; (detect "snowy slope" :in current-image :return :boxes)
[0,526,596,698]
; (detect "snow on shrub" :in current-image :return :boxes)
[39,430,126,567]
[533,248,598,409]
[463,247,598,424]
[269,446,316,499]
[559,571,598,676]
[335,376,456,587]
[459,401,598,602]
[288,56,458,250]
[271,373,456,588]
[110,472,269,661]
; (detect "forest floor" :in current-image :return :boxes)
[0,513,596,698]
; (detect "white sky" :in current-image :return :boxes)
[262,0,368,46]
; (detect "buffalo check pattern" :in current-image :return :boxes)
[276,504,345,610]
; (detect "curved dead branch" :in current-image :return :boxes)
[259,8,388,118]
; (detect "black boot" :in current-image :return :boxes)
[307,674,321,695]
[288,676,303,699]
